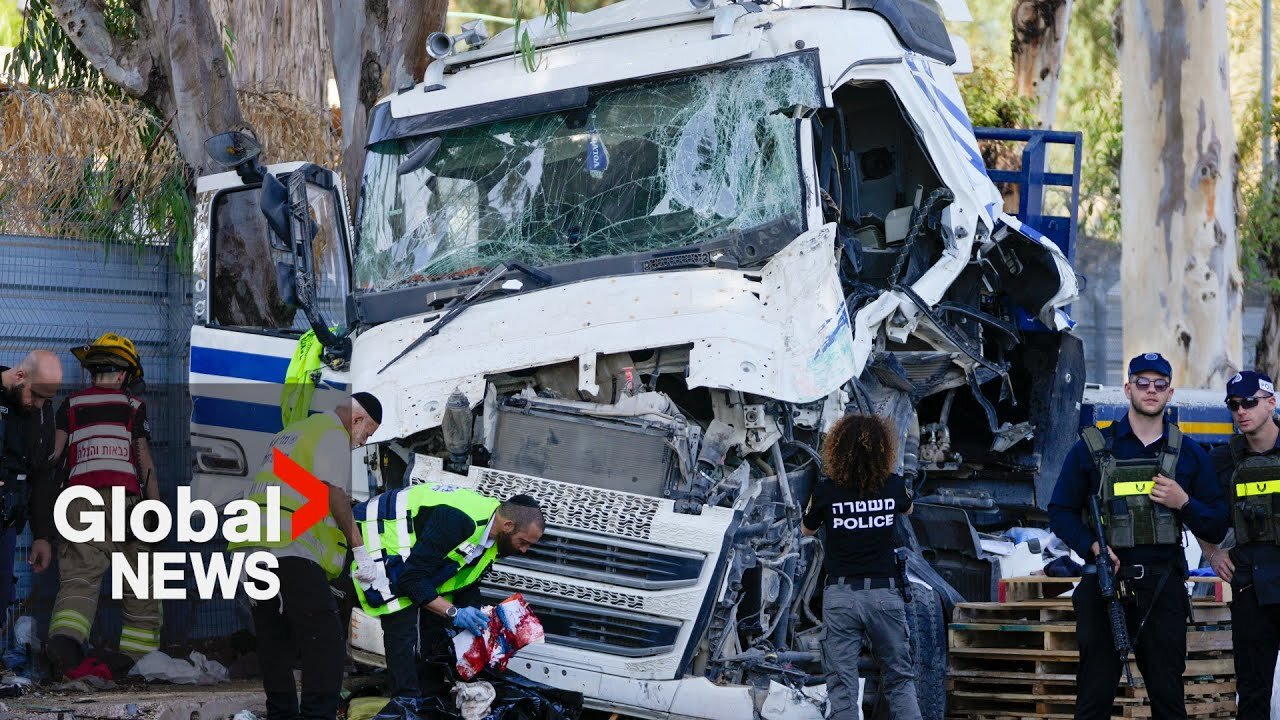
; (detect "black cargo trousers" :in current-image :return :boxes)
[251,556,346,720]
[1072,572,1189,720]
[1230,583,1280,720]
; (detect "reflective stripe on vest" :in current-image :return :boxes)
[352,485,500,617]
[65,388,141,494]
[227,413,349,579]
[1236,480,1280,497]
[1112,480,1157,497]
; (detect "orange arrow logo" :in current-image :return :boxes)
[273,448,328,540]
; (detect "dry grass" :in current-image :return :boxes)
[0,84,339,241]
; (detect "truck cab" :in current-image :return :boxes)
[188,1,1083,717]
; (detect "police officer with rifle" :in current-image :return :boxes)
[1049,352,1228,720]
[0,352,62,619]
[1196,370,1280,720]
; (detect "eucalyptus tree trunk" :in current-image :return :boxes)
[47,0,245,178]
[1011,0,1073,128]
[325,0,445,206]
[1117,0,1242,388]
[208,0,332,110]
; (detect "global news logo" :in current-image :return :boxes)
[52,450,329,601]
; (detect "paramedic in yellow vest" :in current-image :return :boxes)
[43,333,160,680]
[353,488,545,698]
[237,391,382,720]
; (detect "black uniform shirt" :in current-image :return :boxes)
[1049,415,1228,568]
[0,367,56,540]
[1209,424,1280,605]
[803,473,911,578]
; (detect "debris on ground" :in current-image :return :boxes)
[347,696,390,720]
[371,672,580,720]
[453,594,545,681]
[452,680,495,720]
[231,710,261,720]
[51,675,115,692]
[128,650,230,685]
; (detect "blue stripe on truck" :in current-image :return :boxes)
[190,345,349,389]
[192,396,284,435]
[191,346,290,384]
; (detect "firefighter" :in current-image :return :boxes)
[43,333,160,679]
[1048,352,1229,720]
[1197,370,1280,720]
[230,391,382,720]
[801,413,919,720]
[351,487,545,698]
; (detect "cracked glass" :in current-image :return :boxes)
[355,53,821,291]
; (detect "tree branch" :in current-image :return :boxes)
[47,0,153,97]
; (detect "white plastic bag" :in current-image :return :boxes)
[128,651,230,684]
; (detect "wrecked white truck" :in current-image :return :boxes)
[187,0,1084,717]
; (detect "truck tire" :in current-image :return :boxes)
[907,582,947,720]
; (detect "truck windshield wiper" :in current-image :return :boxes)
[377,260,551,374]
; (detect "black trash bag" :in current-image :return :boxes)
[372,669,583,720]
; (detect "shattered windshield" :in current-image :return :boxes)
[354,53,821,291]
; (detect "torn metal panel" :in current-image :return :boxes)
[353,224,854,443]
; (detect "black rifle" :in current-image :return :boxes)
[1088,495,1135,687]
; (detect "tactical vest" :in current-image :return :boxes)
[352,484,500,617]
[1226,434,1280,545]
[1082,423,1183,548]
[65,387,142,495]
[228,412,350,579]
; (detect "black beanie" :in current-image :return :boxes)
[352,391,383,424]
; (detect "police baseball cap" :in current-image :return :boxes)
[1128,352,1172,379]
[1226,370,1275,400]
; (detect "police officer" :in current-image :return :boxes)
[231,391,382,720]
[1196,370,1280,720]
[351,488,545,698]
[0,351,62,621]
[1049,352,1228,720]
[802,413,919,720]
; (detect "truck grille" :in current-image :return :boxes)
[500,528,705,590]
[471,468,662,541]
[480,588,681,658]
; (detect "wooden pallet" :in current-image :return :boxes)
[998,575,1232,603]
[947,576,1236,719]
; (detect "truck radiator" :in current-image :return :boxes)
[488,403,678,498]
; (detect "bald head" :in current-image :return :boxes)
[5,350,63,411]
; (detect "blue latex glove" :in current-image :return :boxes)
[452,606,490,636]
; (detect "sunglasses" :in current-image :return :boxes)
[1226,395,1270,412]
[1131,377,1170,391]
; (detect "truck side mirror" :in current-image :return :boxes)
[276,260,300,310]
[260,173,291,252]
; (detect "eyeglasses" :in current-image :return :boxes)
[1131,377,1170,392]
[1226,395,1271,412]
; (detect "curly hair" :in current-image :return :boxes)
[821,413,898,497]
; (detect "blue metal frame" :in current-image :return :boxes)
[974,127,1083,331]
[972,127,1083,263]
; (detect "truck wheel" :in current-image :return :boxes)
[907,582,947,720]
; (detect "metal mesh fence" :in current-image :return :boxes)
[0,232,251,657]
